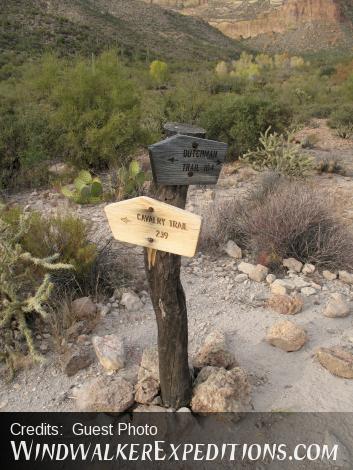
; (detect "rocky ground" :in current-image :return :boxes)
[1,119,353,414]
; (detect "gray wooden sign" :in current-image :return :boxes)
[148,134,228,186]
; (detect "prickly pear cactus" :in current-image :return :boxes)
[117,160,146,199]
[62,170,103,204]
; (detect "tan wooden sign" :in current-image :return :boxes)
[104,196,202,257]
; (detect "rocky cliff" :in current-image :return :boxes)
[146,0,353,50]
[210,0,346,39]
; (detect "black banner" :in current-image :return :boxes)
[1,412,353,469]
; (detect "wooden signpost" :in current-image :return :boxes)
[105,122,227,409]
[149,134,228,185]
[104,196,202,258]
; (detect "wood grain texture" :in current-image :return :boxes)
[149,134,228,185]
[143,184,192,408]
[104,196,202,257]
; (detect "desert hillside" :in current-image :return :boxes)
[1,0,242,62]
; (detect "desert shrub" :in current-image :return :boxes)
[0,207,98,295]
[163,75,209,124]
[115,160,146,200]
[329,105,353,129]
[315,156,344,174]
[0,51,144,189]
[301,134,319,149]
[200,178,353,271]
[328,105,353,139]
[242,128,313,177]
[200,94,292,158]
[149,60,169,86]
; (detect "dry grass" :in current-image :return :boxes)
[201,174,353,271]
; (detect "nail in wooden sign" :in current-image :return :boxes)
[104,196,202,257]
[149,134,228,185]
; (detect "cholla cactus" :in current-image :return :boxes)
[0,208,74,368]
[242,127,313,177]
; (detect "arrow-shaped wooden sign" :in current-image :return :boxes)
[149,134,228,186]
[104,196,202,257]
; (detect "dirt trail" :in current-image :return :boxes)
[1,121,353,413]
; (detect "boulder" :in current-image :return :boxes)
[71,297,97,320]
[62,346,94,377]
[138,347,159,382]
[302,263,315,275]
[193,330,237,369]
[322,270,337,281]
[338,271,353,285]
[191,367,251,413]
[266,320,307,352]
[316,347,353,379]
[92,334,125,372]
[283,258,303,273]
[224,240,242,259]
[74,375,134,412]
[238,262,268,282]
[267,294,304,315]
[134,377,159,404]
[323,293,351,318]
[121,292,143,311]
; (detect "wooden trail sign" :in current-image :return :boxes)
[104,196,202,257]
[149,134,228,185]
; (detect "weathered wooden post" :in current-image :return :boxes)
[146,123,227,408]
[105,122,227,410]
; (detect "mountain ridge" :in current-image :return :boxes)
[1,0,243,64]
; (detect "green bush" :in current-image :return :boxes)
[116,160,146,200]
[0,206,98,295]
[200,94,292,158]
[329,105,353,139]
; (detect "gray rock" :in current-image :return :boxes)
[238,262,268,282]
[266,320,307,352]
[92,334,125,372]
[302,263,315,275]
[74,375,134,412]
[71,297,97,320]
[322,270,337,281]
[224,240,242,259]
[283,258,303,273]
[339,271,353,285]
[134,377,159,404]
[121,292,143,311]
[193,330,237,369]
[316,347,353,379]
[63,346,94,377]
[191,367,251,413]
[138,347,159,382]
[323,293,351,318]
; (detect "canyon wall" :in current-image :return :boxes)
[211,0,345,38]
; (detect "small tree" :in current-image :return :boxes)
[149,60,169,86]
[215,60,228,77]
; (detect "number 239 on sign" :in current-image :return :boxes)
[104,196,202,257]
